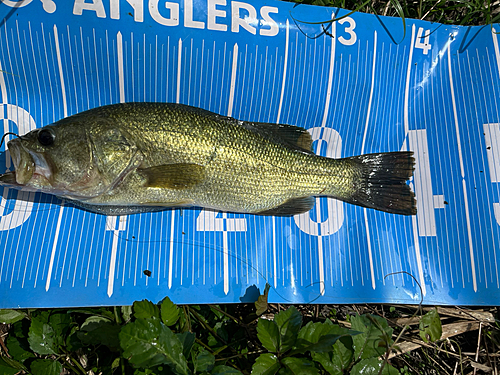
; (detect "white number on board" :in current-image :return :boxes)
[415,27,431,55]
[402,129,445,236]
[0,104,37,230]
[196,210,247,232]
[338,17,357,46]
[484,123,500,226]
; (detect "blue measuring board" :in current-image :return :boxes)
[0,0,499,308]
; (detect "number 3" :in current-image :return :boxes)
[338,17,357,46]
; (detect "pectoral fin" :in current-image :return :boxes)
[255,196,315,216]
[138,163,206,189]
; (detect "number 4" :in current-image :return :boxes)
[415,27,431,55]
[196,210,247,232]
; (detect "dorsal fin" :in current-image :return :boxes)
[235,121,313,154]
[175,104,314,154]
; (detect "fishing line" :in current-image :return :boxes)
[0,196,355,305]
[384,270,423,306]
[105,221,324,305]
[0,198,320,303]
[0,196,417,306]
[0,199,333,305]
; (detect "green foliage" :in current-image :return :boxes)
[1,297,445,375]
[419,308,442,343]
[0,357,21,375]
[78,315,121,351]
[351,314,393,360]
[0,309,27,324]
[255,283,271,316]
[252,353,280,375]
[194,350,215,372]
[1,300,253,375]
[285,0,497,26]
[274,306,302,353]
[252,301,402,374]
[30,359,63,375]
[257,319,280,352]
[133,299,160,320]
[28,312,58,355]
[120,317,189,373]
[160,296,180,326]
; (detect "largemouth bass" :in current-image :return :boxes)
[0,103,416,216]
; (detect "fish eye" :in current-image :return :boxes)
[37,129,55,147]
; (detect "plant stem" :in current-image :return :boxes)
[188,306,227,345]
[209,305,244,326]
[114,306,122,324]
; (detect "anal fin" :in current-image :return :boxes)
[255,196,315,216]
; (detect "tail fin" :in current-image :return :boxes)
[344,151,417,215]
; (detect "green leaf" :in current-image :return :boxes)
[297,321,331,342]
[0,358,20,375]
[214,321,229,343]
[120,317,190,374]
[28,312,57,355]
[0,309,26,324]
[312,333,355,373]
[293,321,349,354]
[10,319,29,339]
[293,334,342,356]
[49,312,72,348]
[6,335,35,363]
[111,357,121,370]
[334,336,354,370]
[274,307,302,352]
[281,357,319,375]
[66,325,83,352]
[30,359,63,375]
[78,316,121,351]
[311,352,342,375]
[0,356,27,373]
[160,297,180,326]
[133,368,160,375]
[251,353,280,375]
[211,365,242,374]
[255,284,270,316]
[133,299,160,320]
[419,308,442,343]
[49,312,71,335]
[257,319,280,352]
[195,350,215,373]
[350,358,399,375]
[177,331,195,359]
[122,306,133,322]
[351,315,393,360]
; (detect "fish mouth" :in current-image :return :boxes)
[7,139,35,185]
[3,139,53,187]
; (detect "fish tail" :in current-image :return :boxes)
[341,151,417,215]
